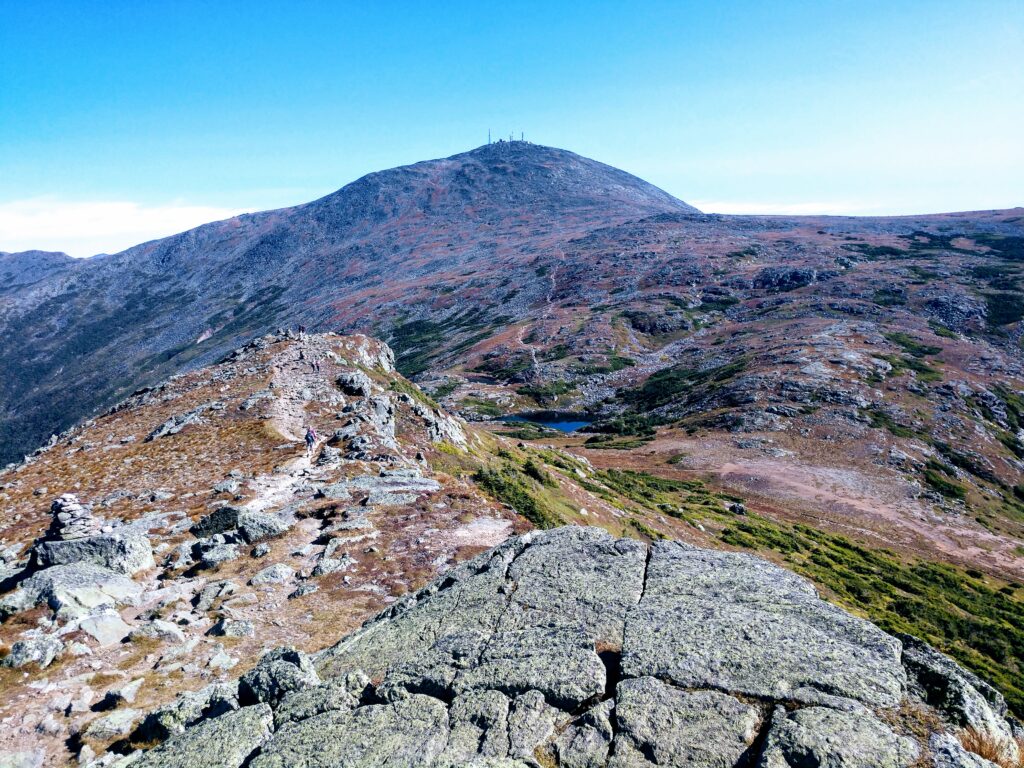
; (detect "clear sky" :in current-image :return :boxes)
[1,0,1022,256]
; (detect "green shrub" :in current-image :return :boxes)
[923,463,968,500]
[473,466,563,529]
[518,381,574,404]
[985,292,1024,327]
[866,408,918,438]
[885,332,942,357]
[523,459,556,488]
[621,358,747,412]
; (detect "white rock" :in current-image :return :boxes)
[79,611,132,647]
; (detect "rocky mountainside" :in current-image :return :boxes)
[2,148,1023,581]
[0,332,520,764]
[0,142,693,467]
[3,147,1024,585]
[0,251,75,288]
[1,334,1023,767]
[43,529,1024,767]
[3,144,1024,766]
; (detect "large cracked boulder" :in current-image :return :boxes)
[34,530,154,575]
[0,562,143,620]
[102,527,1020,768]
[756,706,920,767]
[899,633,1018,756]
[610,677,760,767]
[621,543,906,708]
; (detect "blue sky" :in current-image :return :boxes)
[1,1,1022,256]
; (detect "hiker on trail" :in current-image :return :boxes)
[304,426,318,454]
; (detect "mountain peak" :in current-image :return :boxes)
[310,141,699,222]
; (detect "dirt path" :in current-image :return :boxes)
[243,449,315,514]
[248,338,335,512]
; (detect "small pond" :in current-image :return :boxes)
[502,414,592,433]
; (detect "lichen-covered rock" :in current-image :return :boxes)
[208,617,254,637]
[131,618,187,644]
[335,370,373,397]
[622,541,907,708]
[83,708,142,741]
[104,528,1020,768]
[757,706,919,767]
[507,689,561,759]
[497,527,646,642]
[133,682,239,742]
[238,647,320,706]
[249,694,449,768]
[900,633,1017,753]
[0,634,63,669]
[249,563,294,585]
[145,402,219,442]
[0,563,143,620]
[272,670,369,728]
[554,699,614,768]
[442,689,512,763]
[929,732,1001,768]
[454,625,605,709]
[190,507,289,543]
[314,532,529,681]
[78,609,133,646]
[409,399,468,449]
[315,526,641,681]
[192,579,238,612]
[132,703,273,768]
[34,530,154,575]
[193,539,240,569]
[609,677,760,768]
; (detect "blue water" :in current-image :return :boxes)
[503,415,591,433]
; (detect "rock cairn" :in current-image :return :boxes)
[45,494,102,541]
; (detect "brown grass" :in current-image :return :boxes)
[959,727,1024,768]
[876,700,945,741]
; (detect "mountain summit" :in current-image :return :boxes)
[307,142,697,229]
